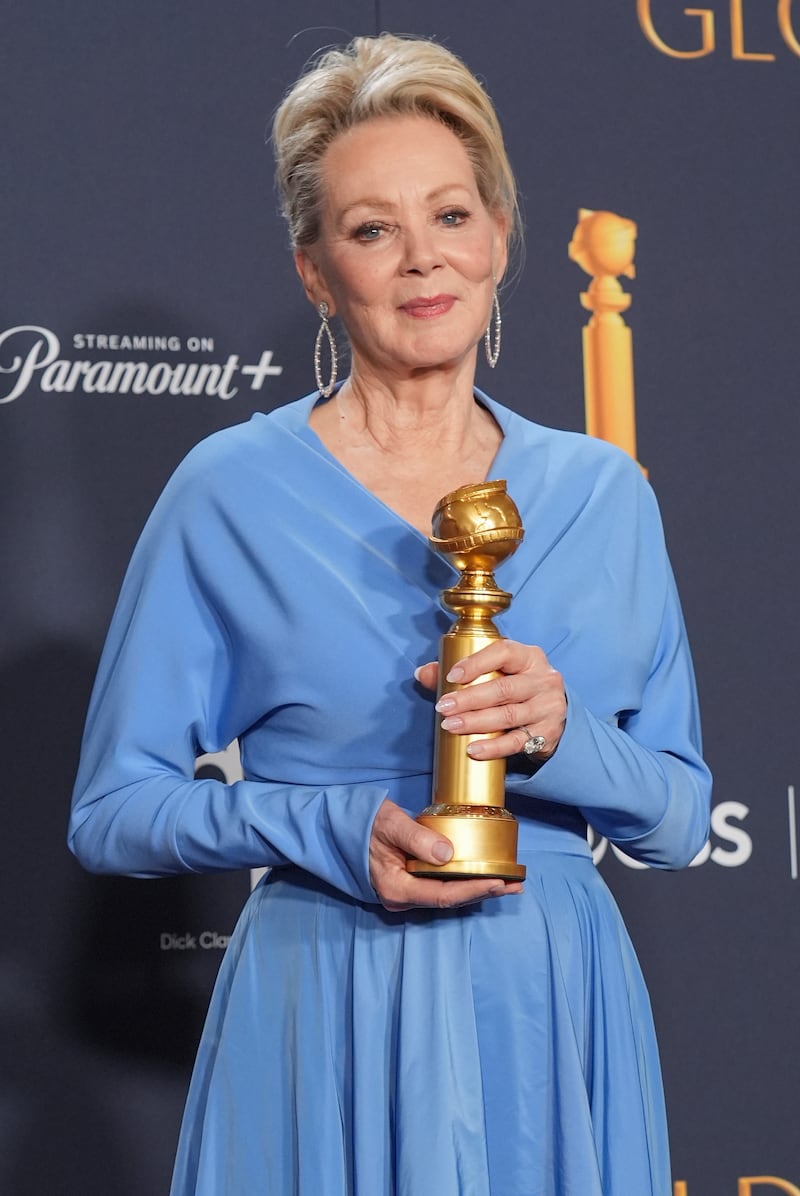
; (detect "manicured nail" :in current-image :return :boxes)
[435,696,456,713]
[488,884,505,896]
[466,742,487,758]
[441,716,464,732]
[432,841,453,863]
[413,666,423,682]
[446,664,465,682]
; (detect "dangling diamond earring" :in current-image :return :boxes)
[484,287,502,368]
[314,301,338,397]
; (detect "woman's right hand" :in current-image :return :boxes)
[368,798,524,912]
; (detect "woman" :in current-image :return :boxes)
[69,33,711,1196]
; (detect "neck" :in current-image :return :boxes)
[336,351,486,456]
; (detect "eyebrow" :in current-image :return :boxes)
[335,183,474,223]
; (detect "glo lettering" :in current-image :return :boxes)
[638,0,800,59]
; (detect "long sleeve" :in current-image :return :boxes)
[68,426,388,903]
[507,564,710,868]
[498,418,711,870]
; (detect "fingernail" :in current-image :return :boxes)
[467,742,486,758]
[440,716,464,731]
[488,884,505,895]
[446,664,465,682]
[413,666,423,682]
[432,841,453,863]
[435,696,456,713]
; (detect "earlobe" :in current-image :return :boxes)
[294,249,335,316]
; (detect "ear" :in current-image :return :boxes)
[294,248,336,316]
[491,212,510,286]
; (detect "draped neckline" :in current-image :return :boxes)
[287,387,514,547]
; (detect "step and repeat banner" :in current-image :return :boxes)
[2,3,797,1193]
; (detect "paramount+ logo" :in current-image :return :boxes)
[0,324,283,404]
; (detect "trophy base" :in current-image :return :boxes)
[406,858,527,881]
[406,805,527,882]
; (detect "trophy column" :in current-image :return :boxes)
[407,481,527,881]
[568,207,646,474]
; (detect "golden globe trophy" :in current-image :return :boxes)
[407,480,527,881]
[568,207,645,474]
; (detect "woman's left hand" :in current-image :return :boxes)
[416,640,567,762]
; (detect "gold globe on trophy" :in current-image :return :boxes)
[407,480,527,881]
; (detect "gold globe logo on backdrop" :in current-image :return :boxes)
[568,209,643,470]
[639,0,800,59]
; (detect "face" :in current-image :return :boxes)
[295,114,508,382]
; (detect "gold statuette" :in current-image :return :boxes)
[568,208,645,473]
[407,480,527,881]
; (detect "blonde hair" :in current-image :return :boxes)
[272,33,520,253]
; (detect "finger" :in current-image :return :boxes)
[369,804,526,909]
[444,640,546,685]
[466,721,563,761]
[373,800,454,865]
[438,671,565,730]
[381,876,524,912]
[436,671,537,718]
[440,686,565,738]
[413,660,439,692]
[400,818,455,866]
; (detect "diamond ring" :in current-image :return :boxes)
[522,732,546,756]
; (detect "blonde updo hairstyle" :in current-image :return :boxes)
[272,33,520,257]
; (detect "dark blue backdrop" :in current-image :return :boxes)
[2,3,798,1192]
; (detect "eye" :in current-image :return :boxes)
[353,222,386,242]
[439,208,469,227]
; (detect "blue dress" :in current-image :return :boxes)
[69,392,711,1195]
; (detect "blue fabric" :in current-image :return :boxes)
[69,391,711,1195]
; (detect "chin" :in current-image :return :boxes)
[399,336,480,372]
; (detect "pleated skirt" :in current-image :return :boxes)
[170,848,671,1196]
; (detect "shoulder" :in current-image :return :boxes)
[173,394,313,480]
[484,398,675,611]
[481,390,652,510]
[139,394,317,542]
[156,394,314,501]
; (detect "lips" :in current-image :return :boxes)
[399,294,456,317]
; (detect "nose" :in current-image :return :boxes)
[400,221,443,276]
